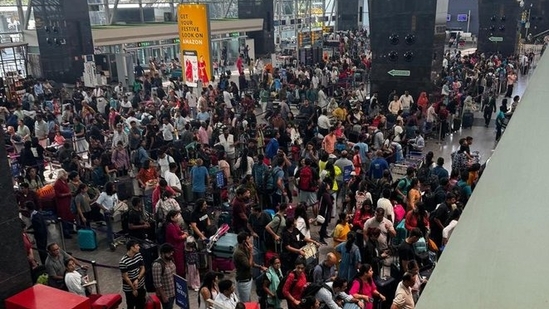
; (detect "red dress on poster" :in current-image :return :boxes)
[185,59,193,82]
[198,56,209,83]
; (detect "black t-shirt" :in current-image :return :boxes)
[249,212,271,240]
[128,209,146,239]
[431,203,450,231]
[281,228,306,263]
[191,210,209,233]
[398,241,416,272]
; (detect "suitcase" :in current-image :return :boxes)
[145,294,161,309]
[116,178,135,201]
[182,182,193,203]
[462,112,474,128]
[452,118,461,131]
[212,256,235,271]
[140,241,159,292]
[77,229,97,251]
[91,293,123,309]
[211,233,238,259]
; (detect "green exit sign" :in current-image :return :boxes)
[172,38,180,44]
[230,32,240,37]
[138,42,152,47]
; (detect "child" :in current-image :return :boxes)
[185,236,200,291]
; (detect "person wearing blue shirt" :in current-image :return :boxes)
[495,105,507,142]
[196,110,210,122]
[457,170,472,202]
[265,131,280,160]
[432,157,449,181]
[368,150,390,180]
[190,158,209,200]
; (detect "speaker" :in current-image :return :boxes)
[337,0,360,31]
[368,0,437,101]
[238,0,275,54]
[32,0,93,83]
[477,0,520,56]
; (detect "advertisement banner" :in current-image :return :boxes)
[178,4,212,88]
[174,274,189,309]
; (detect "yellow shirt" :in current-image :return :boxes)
[333,222,351,247]
[332,107,347,121]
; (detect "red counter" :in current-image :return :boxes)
[5,284,91,309]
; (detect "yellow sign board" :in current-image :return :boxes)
[178,4,212,87]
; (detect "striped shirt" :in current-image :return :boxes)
[119,252,145,292]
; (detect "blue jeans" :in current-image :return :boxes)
[162,297,175,309]
[236,279,253,302]
[105,213,114,244]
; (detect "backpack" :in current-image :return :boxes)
[416,165,432,184]
[264,167,281,193]
[153,258,167,276]
[276,271,298,299]
[301,282,331,300]
[255,272,267,298]
[298,166,315,192]
[307,263,329,283]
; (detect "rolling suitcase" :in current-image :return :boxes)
[182,182,193,203]
[462,112,474,128]
[116,178,135,201]
[145,294,161,309]
[77,229,97,251]
[91,293,123,309]
[140,241,159,292]
[212,256,235,271]
[211,233,238,259]
[452,117,461,131]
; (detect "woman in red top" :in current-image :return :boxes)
[282,257,308,309]
[164,210,188,277]
[349,264,386,309]
[53,170,74,237]
[405,202,430,237]
[417,92,429,115]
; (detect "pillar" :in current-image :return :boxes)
[0,129,33,308]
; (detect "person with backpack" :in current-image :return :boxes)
[281,257,308,309]
[348,264,386,309]
[395,167,416,205]
[152,243,177,309]
[312,252,337,283]
[306,277,353,309]
[296,158,319,207]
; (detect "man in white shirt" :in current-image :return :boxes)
[214,280,239,309]
[356,84,368,104]
[161,117,174,144]
[112,123,129,148]
[34,114,49,147]
[377,188,395,223]
[216,127,236,165]
[157,151,175,176]
[318,86,329,109]
[186,90,198,119]
[164,162,182,196]
[317,109,331,136]
[388,95,402,115]
[223,90,233,110]
[391,273,416,309]
[173,110,187,133]
[423,103,437,136]
[114,82,124,98]
[399,91,414,114]
[92,86,104,99]
[363,208,396,251]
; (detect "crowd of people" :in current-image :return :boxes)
[3,29,543,309]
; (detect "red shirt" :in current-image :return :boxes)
[282,271,307,307]
[231,197,248,231]
[349,278,377,309]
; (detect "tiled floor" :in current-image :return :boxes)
[30,65,534,309]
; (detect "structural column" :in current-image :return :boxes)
[0,129,33,309]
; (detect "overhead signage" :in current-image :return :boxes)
[388,69,411,77]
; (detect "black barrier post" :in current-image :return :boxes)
[91,260,100,294]
[58,217,66,251]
